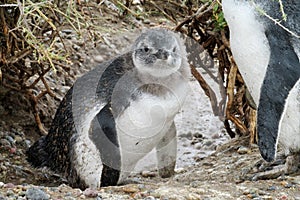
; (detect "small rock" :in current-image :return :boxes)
[0,139,11,147]
[267,186,276,191]
[6,189,14,197]
[261,196,273,200]
[4,183,15,188]
[143,19,151,24]
[143,196,156,200]
[122,185,139,193]
[192,132,203,138]
[64,197,76,200]
[284,183,293,188]
[5,136,14,144]
[194,143,202,150]
[26,188,50,200]
[237,146,251,154]
[83,188,98,197]
[25,140,31,148]
[190,181,200,188]
[279,194,288,200]
[94,55,104,62]
[72,44,81,51]
[55,42,64,49]
[280,181,290,188]
[61,29,73,34]
[211,133,220,139]
[0,182,4,188]
[14,136,23,144]
[141,170,156,178]
[174,167,185,173]
[291,178,300,185]
[9,147,17,154]
[247,193,259,199]
[180,132,192,140]
[203,140,213,146]
[132,0,141,5]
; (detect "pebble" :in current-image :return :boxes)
[0,182,4,188]
[94,55,105,62]
[192,132,203,138]
[180,132,192,140]
[280,181,292,188]
[261,196,273,200]
[122,185,139,193]
[143,19,151,24]
[14,136,23,144]
[61,29,74,34]
[174,167,186,174]
[4,183,15,188]
[25,188,50,200]
[0,139,11,147]
[194,143,202,150]
[143,196,156,200]
[72,44,81,51]
[64,197,76,200]
[203,140,213,146]
[291,178,300,185]
[5,136,14,144]
[83,188,98,197]
[211,133,221,139]
[24,140,31,148]
[237,146,251,154]
[141,170,156,178]
[267,186,277,191]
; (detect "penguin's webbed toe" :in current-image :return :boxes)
[242,153,300,181]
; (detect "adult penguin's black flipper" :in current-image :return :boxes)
[257,24,300,162]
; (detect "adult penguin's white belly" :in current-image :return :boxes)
[222,0,270,104]
[223,0,300,162]
[279,79,300,154]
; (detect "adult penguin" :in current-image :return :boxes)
[222,0,300,176]
[26,28,191,189]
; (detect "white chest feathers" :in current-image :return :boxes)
[116,91,181,152]
[222,0,271,104]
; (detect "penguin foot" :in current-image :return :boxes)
[158,162,176,178]
[242,154,300,181]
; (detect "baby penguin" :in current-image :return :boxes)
[27,28,191,189]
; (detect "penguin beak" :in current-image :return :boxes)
[154,49,169,60]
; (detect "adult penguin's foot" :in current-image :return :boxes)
[241,154,300,181]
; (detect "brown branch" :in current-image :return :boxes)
[249,108,257,144]
[226,61,248,135]
[149,0,177,24]
[175,2,210,31]
[27,92,48,136]
[5,48,33,65]
[190,64,220,117]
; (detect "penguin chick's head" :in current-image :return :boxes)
[132,29,184,77]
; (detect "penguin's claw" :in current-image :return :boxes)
[242,154,300,181]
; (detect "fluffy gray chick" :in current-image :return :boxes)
[27,28,191,189]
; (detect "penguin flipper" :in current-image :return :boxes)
[88,104,121,187]
[156,122,177,178]
[257,25,300,162]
